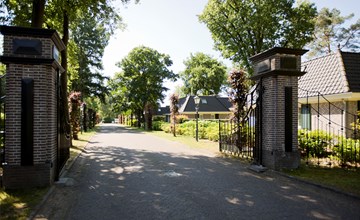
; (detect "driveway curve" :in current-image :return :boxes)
[34,124,360,220]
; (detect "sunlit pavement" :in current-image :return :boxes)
[34,124,360,220]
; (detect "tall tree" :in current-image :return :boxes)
[180,52,227,96]
[114,46,177,129]
[70,13,111,102]
[307,7,360,57]
[1,0,135,146]
[199,0,317,73]
[31,0,45,27]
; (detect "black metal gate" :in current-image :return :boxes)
[219,82,262,164]
[56,70,70,179]
[0,73,5,166]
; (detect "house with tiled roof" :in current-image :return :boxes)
[298,49,360,137]
[178,95,232,120]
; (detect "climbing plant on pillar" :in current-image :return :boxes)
[170,94,179,137]
[69,91,81,140]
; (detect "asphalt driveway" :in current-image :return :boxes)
[33,124,360,220]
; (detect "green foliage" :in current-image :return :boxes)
[69,91,82,140]
[161,122,172,133]
[112,46,177,127]
[334,138,360,165]
[298,129,330,158]
[307,7,360,57]
[176,115,189,124]
[152,121,164,131]
[180,52,227,95]
[102,117,113,123]
[298,129,360,166]
[153,116,165,122]
[199,0,317,73]
[69,13,111,101]
[159,120,219,141]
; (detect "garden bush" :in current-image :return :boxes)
[161,122,172,133]
[298,129,360,166]
[103,117,113,123]
[298,129,331,158]
[334,138,360,165]
[152,121,164,131]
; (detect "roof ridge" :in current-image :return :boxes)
[336,49,350,92]
[216,96,231,111]
[178,95,190,113]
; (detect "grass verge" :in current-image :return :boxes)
[130,126,219,153]
[283,165,360,197]
[0,127,98,220]
[70,127,98,159]
[0,187,49,220]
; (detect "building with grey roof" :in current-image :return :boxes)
[178,95,232,120]
[298,49,360,137]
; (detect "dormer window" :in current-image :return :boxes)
[201,99,207,104]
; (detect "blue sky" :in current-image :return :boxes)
[102,0,359,105]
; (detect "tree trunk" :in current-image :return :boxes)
[172,115,176,137]
[60,10,72,146]
[31,0,46,28]
[137,109,142,128]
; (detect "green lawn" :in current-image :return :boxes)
[0,127,98,220]
[150,130,219,152]
[284,165,360,197]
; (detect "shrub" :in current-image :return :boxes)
[176,115,189,124]
[298,129,331,158]
[103,117,113,123]
[161,122,172,133]
[152,121,164,131]
[333,138,360,165]
[153,116,165,122]
[176,120,219,141]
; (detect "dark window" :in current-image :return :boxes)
[280,57,297,70]
[285,87,293,152]
[215,114,219,119]
[300,104,311,130]
[21,78,34,166]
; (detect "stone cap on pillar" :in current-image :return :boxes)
[0,25,65,72]
[250,47,308,80]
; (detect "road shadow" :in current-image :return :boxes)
[58,143,360,220]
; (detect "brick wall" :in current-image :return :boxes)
[303,101,358,138]
[251,50,304,170]
[2,30,59,188]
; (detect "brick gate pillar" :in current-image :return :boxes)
[0,26,65,188]
[250,47,307,170]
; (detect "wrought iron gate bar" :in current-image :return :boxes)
[219,80,263,163]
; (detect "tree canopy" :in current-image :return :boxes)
[199,0,317,73]
[111,46,177,127]
[307,7,360,57]
[0,0,130,101]
[180,52,227,96]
